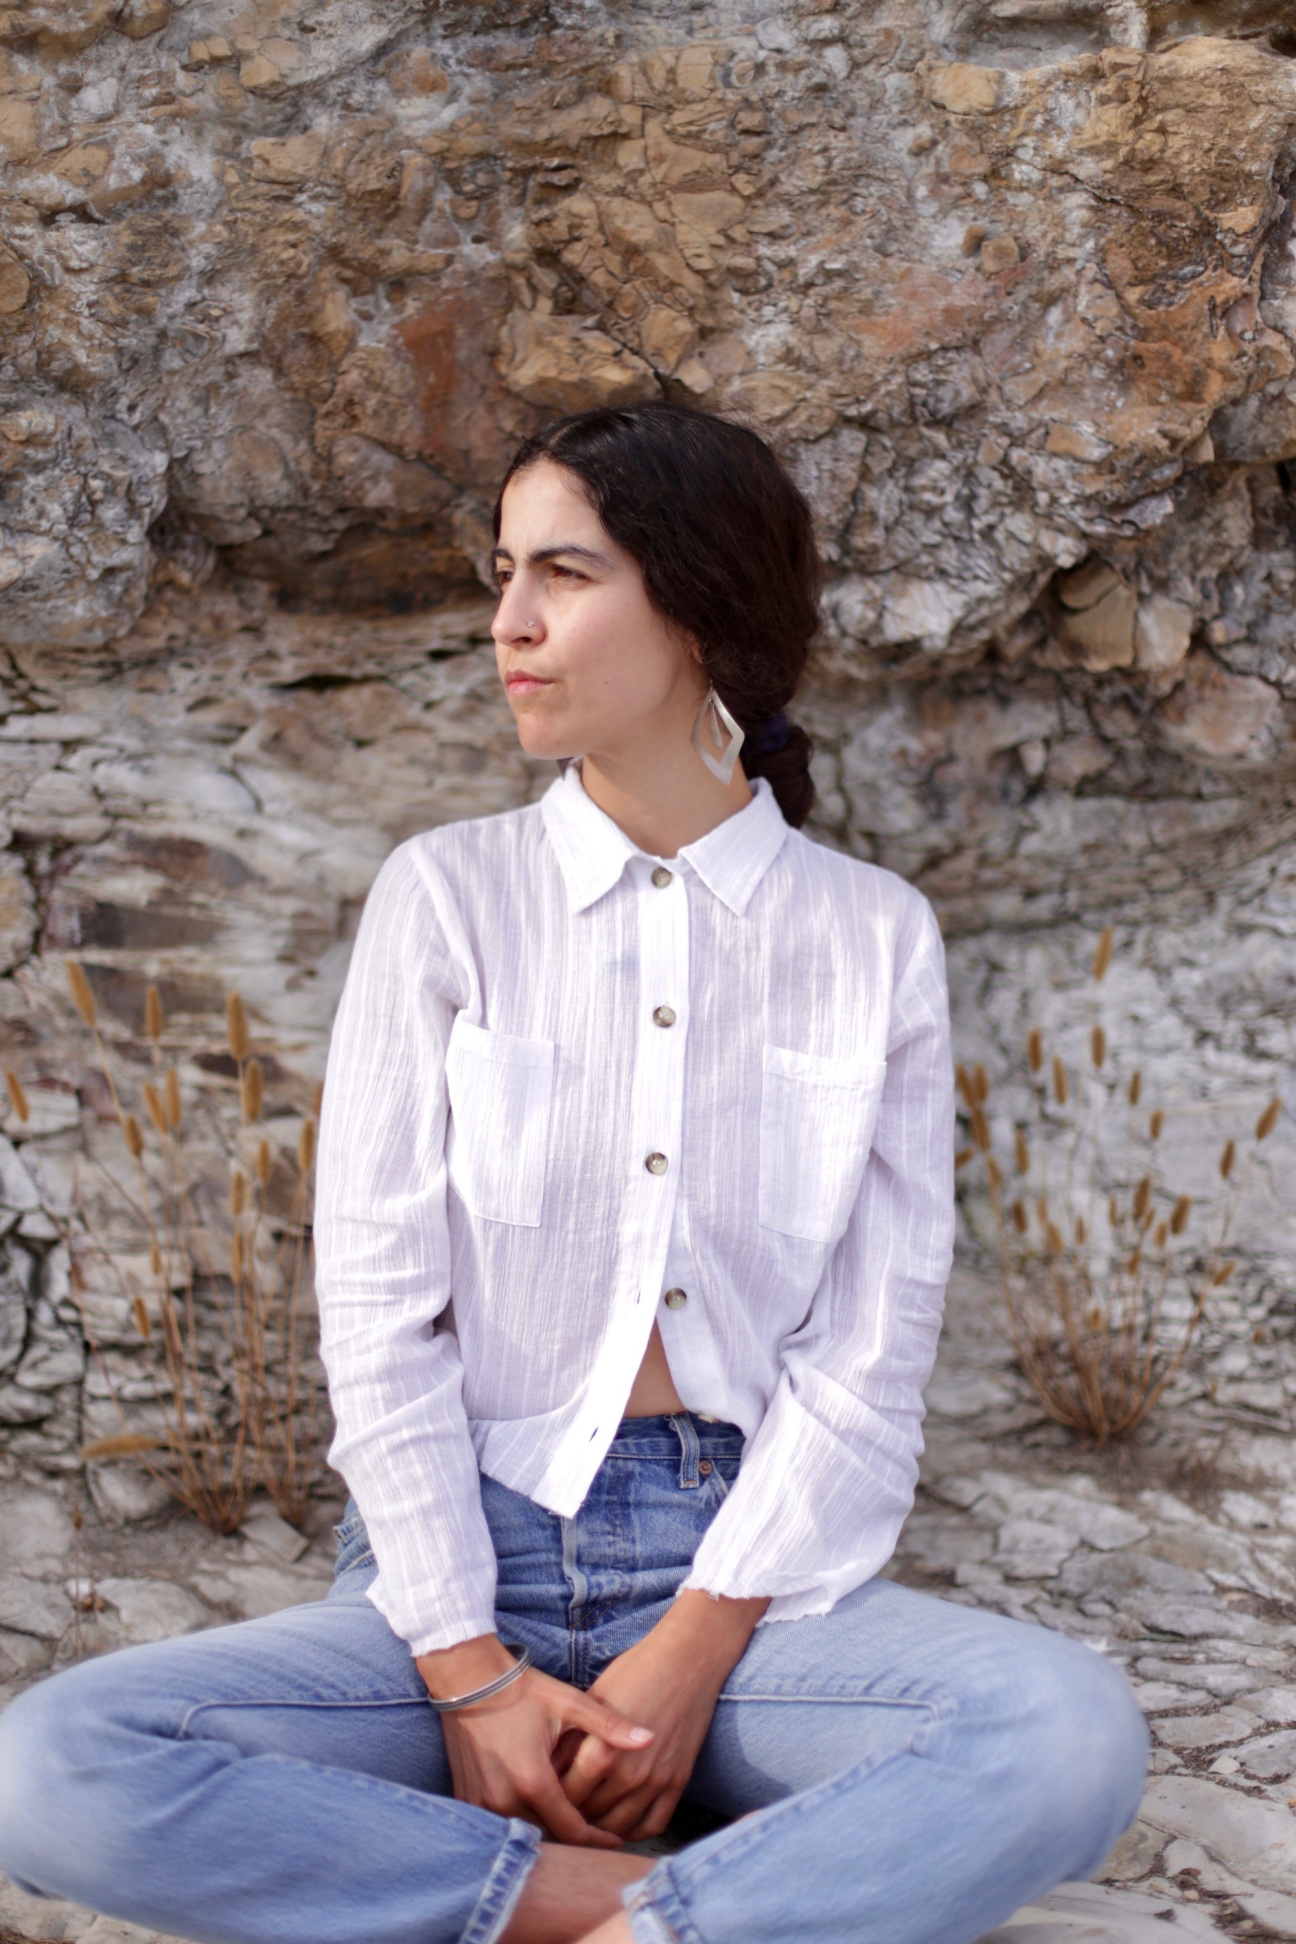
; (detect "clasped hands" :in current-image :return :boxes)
[416,1588,768,1846]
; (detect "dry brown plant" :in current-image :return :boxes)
[957,927,1284,1444]
[11,963,321,1533]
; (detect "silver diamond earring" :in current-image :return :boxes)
[691,686,745,785]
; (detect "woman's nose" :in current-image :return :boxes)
[493,582,542,643]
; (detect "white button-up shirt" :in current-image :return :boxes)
[315,762,955,1656]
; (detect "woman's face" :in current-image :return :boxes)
[491,458,707,764]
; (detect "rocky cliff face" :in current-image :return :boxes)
[1,1,1295,1471]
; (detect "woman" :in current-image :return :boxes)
[0,403,1146,1944]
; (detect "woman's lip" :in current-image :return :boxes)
[506,673,552,692]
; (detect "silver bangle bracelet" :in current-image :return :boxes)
[425,1643,532,1714]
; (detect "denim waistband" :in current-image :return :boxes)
[605,1411,745,1458]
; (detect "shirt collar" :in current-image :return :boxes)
[540,761,789,917]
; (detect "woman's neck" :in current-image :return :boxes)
[578,745,753,859]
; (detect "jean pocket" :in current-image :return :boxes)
[758,1044,887,1245]
[333,1509,375,1578]
[445,1015,555,1226]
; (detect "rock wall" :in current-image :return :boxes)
[1,0,1296,1474]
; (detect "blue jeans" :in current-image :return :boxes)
[0,1414,1147,1944]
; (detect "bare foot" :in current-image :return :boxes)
[500,1846,652,1944]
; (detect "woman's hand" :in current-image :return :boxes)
[416,1635,654,1847]
[560,1589,769,1840]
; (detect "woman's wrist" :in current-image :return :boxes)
[415,1631,517,1702]
[659,1587,770,1680]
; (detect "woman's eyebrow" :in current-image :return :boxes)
[490,542,613,569]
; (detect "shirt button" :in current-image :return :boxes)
[651,866,673,889]
[645,1152,669,1175]
[664,1287,687,1308]
[652,1005,676,1028]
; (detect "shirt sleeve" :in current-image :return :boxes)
[680,889,955,1621]
[314,842,498,1656]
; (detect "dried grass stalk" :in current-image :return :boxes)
[965,933,1263,1445]
[50,984,321,1534]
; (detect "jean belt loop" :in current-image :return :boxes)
[672,1411,701,1489]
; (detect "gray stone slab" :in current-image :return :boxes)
[977,1879,1227,1944]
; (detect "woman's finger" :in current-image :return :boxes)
[628,1790,680,1842]
[565,1688,654,1752]
[594,1780,662,1837]
[561,1735,619,1807]
[523,1766,625,1849]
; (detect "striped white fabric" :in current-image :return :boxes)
[315,762,955,1655]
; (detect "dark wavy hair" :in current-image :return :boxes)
[493,401,820,828]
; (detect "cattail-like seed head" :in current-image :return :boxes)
[298,1115,316,1173]
[1037,1193,1049,1222]
[1052,1056,1068,1106]
[1027,1028,1043,1074]
[986,1155,1004,1193]
[1092,925,1114,983]
[1150,1109,1164,1141]
[1170,1193,1191,1235]
[123,1113,143,1160]
[70,1258,85,1291]
[1087,1304,1102,1330]
[1090,1024,1106,1070]
[1128,1071,1142,1106]
[257,1137,271,1186]
[1214,1260,1236,1287]
[313,1080,324,1117]
[5,1070,28,1123]
[1014,1128,1029,1175]
[1047,1221,1064,1256]
[161,1297,183,1362]
[242,1058,263,1122]
[143,1082,166,1135]
[230,1229,244,1282]
[132,1294,151,1340]
[226,992,250,1064]
[1133,1176,1151,1222]
[1154,1222,1168,1249]
[145,984,164,1044]
[81,1432,161,1462]
[955,1062,975,1109]
[165,1067,181,1130]
[1075,1214,1087,1244]
[1012,1199,1027,1233]
[66,959,96,1028]
[150,1240,162,1277]
[1257,1099,1281,1142]
[973,1063,989,1104]
[954,1146,973,1171]
[970,1105,991,1153]
[71,1505,84,1532]
[1108,1195,1119,1228]
[1127,1248,1142,1275]
[231,1171,246,1218]
[1141,1204,1155,1232]
[1219,1139,1236,1181]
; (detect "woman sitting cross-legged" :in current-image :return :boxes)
[0,402,1147,1944]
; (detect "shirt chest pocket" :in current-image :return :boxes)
[758,1044,888,1247]
[444,1017,555,1227]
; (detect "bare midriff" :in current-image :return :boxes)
[624,1319,687,1416]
